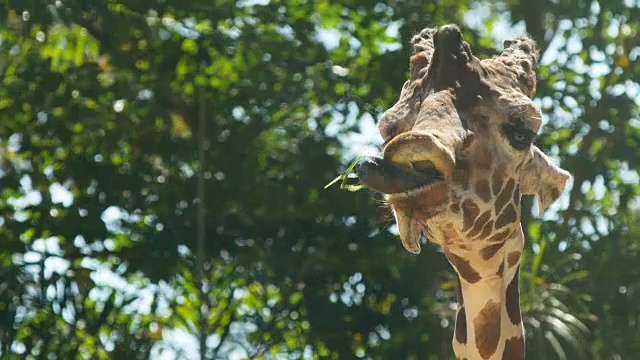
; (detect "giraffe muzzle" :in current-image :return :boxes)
[356,157,442,194]
[356,129,457,195]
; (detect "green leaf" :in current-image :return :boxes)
[324,156,366,192]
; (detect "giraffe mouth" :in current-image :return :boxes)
[356,156,445,194]
[357,156,450,254]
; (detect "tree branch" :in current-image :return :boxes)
[211,289,237,359]
[196,69,208,360]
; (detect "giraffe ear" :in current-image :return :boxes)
[520,147,571,216]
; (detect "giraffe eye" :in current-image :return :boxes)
[512,132,526,142]
[503,116,535,150]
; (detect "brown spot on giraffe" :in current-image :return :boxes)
[473,299,501,359]
[451,203,461,213]
[467,210,492,238]
[481,242,504,260]
[446,251,481,284]
[506,269,522,325]
[495,204,518,229]
[495,262,505,276]
[454,279,467,344]
[475,179,491,202]
[492,165,506,196]
[494,178,515,214]
[475,219,495,240]
[461,199,480,232]
[455,306,467,344]
[487,228,511,243]
[502,336,525,360]
[507,251,521,267]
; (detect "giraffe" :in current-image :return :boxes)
[356,25,571,360]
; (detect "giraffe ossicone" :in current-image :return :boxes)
[356,24,571,360]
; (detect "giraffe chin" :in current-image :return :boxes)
[386,182,449,254]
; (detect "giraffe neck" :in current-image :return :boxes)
[450,247,525,360]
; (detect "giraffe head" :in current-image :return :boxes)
[357,25,571,254]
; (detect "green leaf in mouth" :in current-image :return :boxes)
[324,157,367,192]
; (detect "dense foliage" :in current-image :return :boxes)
[0,0,638,359]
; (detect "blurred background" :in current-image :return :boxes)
[0,0,639,359]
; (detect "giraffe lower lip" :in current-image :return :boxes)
[396,214,425,254]
[356,156,444,194]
